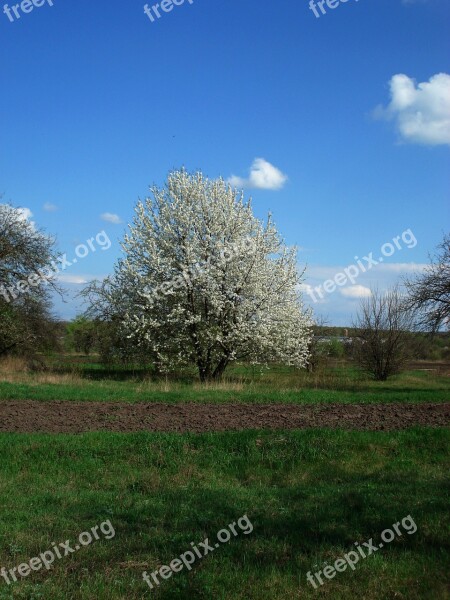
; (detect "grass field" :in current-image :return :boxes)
[0,356,449,404]
[0,357,449,599]
[0,429,449,599]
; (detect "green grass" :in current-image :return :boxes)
[0,360,449,404]
[0,429,449,599]
[0,380,448,404]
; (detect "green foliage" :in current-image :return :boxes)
[0,204,60,359]
[66,316,98,355]
[0,296,60,360]
[328,338,345,358]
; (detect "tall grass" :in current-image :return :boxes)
[0,354,448,403]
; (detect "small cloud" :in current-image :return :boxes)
[298,283,313,294]
[101,212,123,224]
[374,73,450,146]
[43,202,58,212]
[299,282,328,304]
[56,274,104,285]
[340,285,372,299]
[16,207,33,221]
[376,262,427,273]
[11,206,36,230]
[228,158,288,190]
[57,274,89,284]
[0,205,33,225]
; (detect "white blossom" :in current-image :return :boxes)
[91,169,312,381]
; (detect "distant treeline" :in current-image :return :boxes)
[59,318,449,364]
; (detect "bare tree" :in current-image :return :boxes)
[0,203,59,293]
[352,287,414,381]
[306,315,329,373]
[0,203,61,358]
[403,233,450,333]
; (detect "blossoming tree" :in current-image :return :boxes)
[85,169,312,381]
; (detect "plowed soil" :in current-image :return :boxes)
[0,401,449,433]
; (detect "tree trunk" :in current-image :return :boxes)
[211,356,229,380]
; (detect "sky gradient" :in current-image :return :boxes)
[1,0,449,323]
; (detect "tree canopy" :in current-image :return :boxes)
[0,203,60,357]
[83,169,312,380]
[404,232,450,332]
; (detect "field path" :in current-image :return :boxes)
[0,401,449,433]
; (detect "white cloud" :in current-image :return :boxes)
[305,263,426,281]
[0,205,36,228]
[101,212,123,224]
[57,274,90,285]
[228,158,288,190]
[43,202,58,212]
[374,73,450,145]
[375,262,427,273]
[340,285,372,299]
[9,206,36,230]
[57,274,106,285]
[298,283,328,304]
[16,207,33,221]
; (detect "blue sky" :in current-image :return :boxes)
[1,0,449,323]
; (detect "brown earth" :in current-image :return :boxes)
[0,401,449,433]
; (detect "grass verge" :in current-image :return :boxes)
[0,364,448,404]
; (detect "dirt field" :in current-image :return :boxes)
[0,401,449,433]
